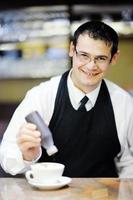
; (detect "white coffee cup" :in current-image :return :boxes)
[25,162,65,184]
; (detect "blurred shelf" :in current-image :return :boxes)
[0,4,133,80]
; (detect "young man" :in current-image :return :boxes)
[0,21,133,177]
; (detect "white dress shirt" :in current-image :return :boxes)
[0,71,133,177]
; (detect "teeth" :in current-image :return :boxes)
[88,72,93,76]
[83,70,99,76]
[88,72,98,76]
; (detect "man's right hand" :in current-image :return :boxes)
[17,123,41,161]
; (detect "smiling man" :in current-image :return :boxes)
[69,22,119,93]
[0,21,133,178]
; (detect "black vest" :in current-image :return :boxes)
[39,71,120,177]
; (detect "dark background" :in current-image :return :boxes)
[0,0,132,9]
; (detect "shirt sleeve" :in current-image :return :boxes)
[115,96,133,178]
[0,76,60,175]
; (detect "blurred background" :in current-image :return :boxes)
[0,0,133,135]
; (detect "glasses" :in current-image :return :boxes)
[75,48,110,66]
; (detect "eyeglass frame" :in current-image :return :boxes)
[74,47,111,66]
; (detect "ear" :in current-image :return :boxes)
[110,50,120,65]
[69,42,75,57]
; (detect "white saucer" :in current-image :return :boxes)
[28,176,72,190]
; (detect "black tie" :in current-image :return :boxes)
[78,96,89,111]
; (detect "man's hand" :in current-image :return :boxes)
[17,123,41,161]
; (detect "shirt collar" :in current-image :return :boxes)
[67,70,101,108]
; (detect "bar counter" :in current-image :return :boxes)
[0,178,133,200]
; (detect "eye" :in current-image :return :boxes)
[99,57,106,60]
[97,57,107,62]
[80,53,89,60]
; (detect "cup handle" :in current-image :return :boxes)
[25,170,34,182]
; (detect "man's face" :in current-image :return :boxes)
[69,34,118,93]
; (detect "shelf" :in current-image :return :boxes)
[0,4,132,80]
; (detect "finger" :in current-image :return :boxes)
[17,134,41,145]
[23,129,41,137]
[20,123,37,132]
[19,125,41,137]
[19,142,41,152]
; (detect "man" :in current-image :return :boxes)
[0,21,133,177]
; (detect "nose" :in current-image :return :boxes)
[85,60,97,70]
